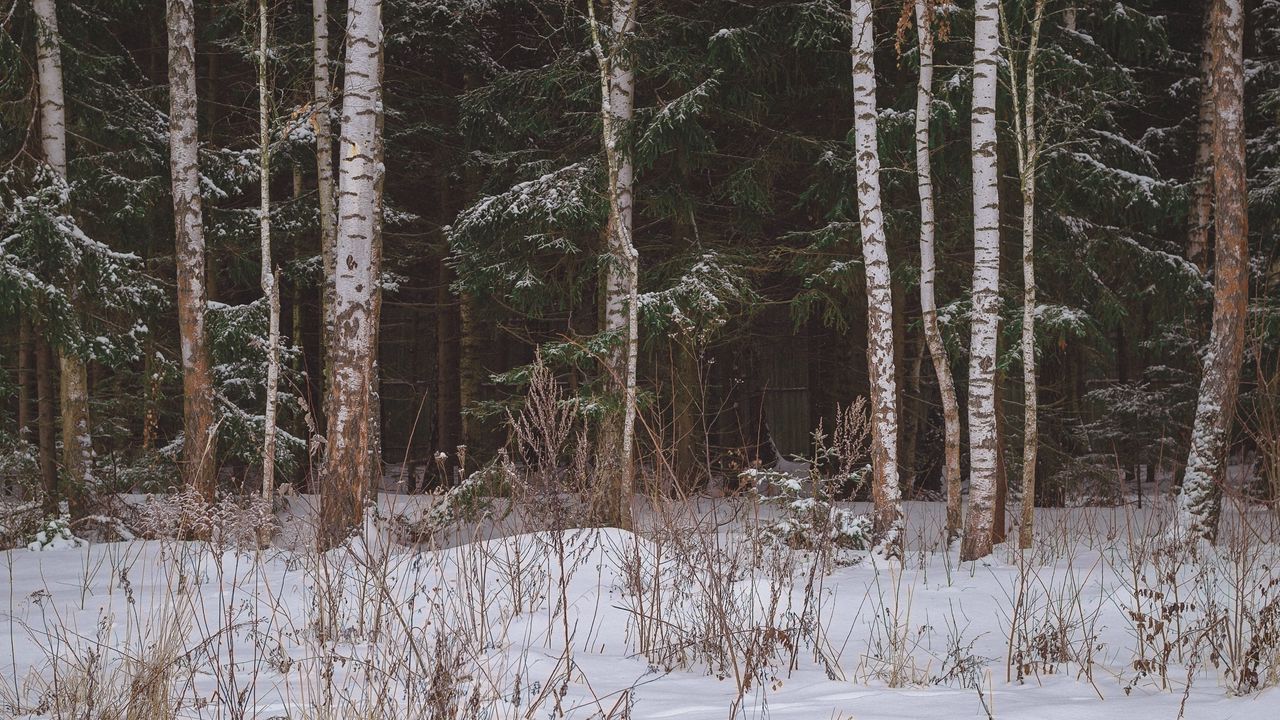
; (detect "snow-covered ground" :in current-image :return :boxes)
[2,497,1278,719]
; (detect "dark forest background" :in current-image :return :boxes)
[2,0,1278,506]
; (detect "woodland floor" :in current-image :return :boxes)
[2,496,1278,719]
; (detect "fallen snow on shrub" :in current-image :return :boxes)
[25,517,87,552]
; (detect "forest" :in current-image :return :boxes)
[1,0,1279,718]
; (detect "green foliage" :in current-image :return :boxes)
[0,168,161,366]
[205,300,305,478]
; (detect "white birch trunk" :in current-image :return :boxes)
[1176,0,1249,544]
[35,0,94,512]
[961,0,1002,562]
[852,0,902,551]
[1189,2,1217,274]
[259,0,281,502]
[166,0,219,500]
[914,0,963,542]
[320,0,384,546]
[1001,0,1047,550]
[590,0,638,529]
[34,0,66,175]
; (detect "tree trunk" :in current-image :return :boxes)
[437,263,463,483]
[672,337,704,493]
[914,0,963,541]
[1176,0,1248,544]
[367,34,387,500]
[313,0,338,434]
[1188,1,1217,274]
[1003,0,1047,550]
[590,0,639,529]
[852,0,902,552]
[961,0,1002,562]
[902,337,926,500]
[258,0,282,502]
[17,318,32,441]
[141,334,161,450]
[994,370,1008,544]
[35,337,58,515]
[320,0,384,547]
[459,292,481,457]
[167,0,218,500]
[35,0,93,514]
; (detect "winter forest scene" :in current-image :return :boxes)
[3,0,1280,717]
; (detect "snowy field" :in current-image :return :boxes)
[2,496,1279,719]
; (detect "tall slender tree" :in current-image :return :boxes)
[35,0,94,512]
[914,0,962,541]
[313,0,338,427]
[16,319,32,442]
[258,0,281,500]
[1188,1,1217,274]
[589,0,639,529]
[852,0,902,549]
[1001,0,1047,550]
[36,337,57,515]
[1176,0,1249,543]
[961,0,1003,562]
[167,0,218,499]
[320,0,385,546]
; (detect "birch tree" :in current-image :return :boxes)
[167,0,218,499]
[852,0,902,550]
[1188,2,1217,274]
[1000,0,1046,550]
[589,0,639,529]
[914,0,962,541]
[1176,0,1249,544]
[313,0,338,421]
[258,0,281,500]
[35,0,94,511]
[320,0,384,546]
[961,0,1002,562]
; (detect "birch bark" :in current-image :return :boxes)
[320,0,384,546]
[1188,2,1217,274]
[590,0,639,529]
[1001,0,1046,550]
[314,0,340,422]
[961,0,1002,562]
[914,0,963,542]
[166,0,218,500]
[313,0,338,428]
[36,0,95,512]
[852,0,902,551]
[259,0,281,501]
[1176,0,1249,544]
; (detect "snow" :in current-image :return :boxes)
[2,498,1278,718]
[23,518,87,551]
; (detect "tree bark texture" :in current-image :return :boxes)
[36,0,94,513]
[591,0,639,529]
[320,0,385,547]
[167,0,219,500]
[852,0,903,551]
[961,0,1002,562]
[914,0,963,541]
[1176,0,1249,544]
